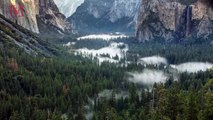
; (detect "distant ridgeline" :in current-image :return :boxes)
[69,0,141,34]
[0,0,72,35]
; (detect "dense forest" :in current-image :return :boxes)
[0,36,213,120]
[127,39,213,64]
[68,37,213,64]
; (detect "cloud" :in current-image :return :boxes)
[127,69,168,86]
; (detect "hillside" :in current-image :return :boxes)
[0,14,58,57]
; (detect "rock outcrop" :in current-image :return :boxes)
[136,0,213,42]
[37,0,72,35]
[0,0,40,33]
[0,0,72,35]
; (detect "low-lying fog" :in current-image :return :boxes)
[128,69,168,87]
[64,34,213,87]
[77,34,129,41]
[171,62,213,73]
[137,56,213,73]
[64,33,130,63]
[84,89,129,120]
[126,56,213,87]
[64,42,76,46]
[75,42,128,63]
[138,56,168,66]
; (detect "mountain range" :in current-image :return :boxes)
[1,0,213,43]
[68,0,141,33]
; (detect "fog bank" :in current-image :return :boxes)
[138,56,168,66]
[76,42,128,63]
[128,69,168,86]
[171,62,213,73]
[77,34,129,41]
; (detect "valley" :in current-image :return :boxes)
[0,0,213,120]
[60,32,213,119]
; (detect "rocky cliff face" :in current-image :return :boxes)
[110,0,141,24]
[69,0,141,33]
[0,0,40,33]
[0,14,57,56]
[136,0,213,42]
[37,0,72,35]
[53,0,85,18]
[0,0,72,35]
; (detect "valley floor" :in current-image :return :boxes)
[0,32,213,120]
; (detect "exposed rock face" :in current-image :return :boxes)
[136,0,213,42]
[0,0,40,33]
[110,0,141,23]
[69,0,141,33]
[0,14,57,56]
[192,0,213,38]
[37,0,72,35]
[53,0,85,18]
[0,0,72,35]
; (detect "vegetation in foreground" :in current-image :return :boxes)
[0,37,213,120]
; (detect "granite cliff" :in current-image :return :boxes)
[0,14,58,56]
[136,0,213,42]
[0,0,72,35]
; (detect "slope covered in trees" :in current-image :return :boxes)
[0,37,213,119]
